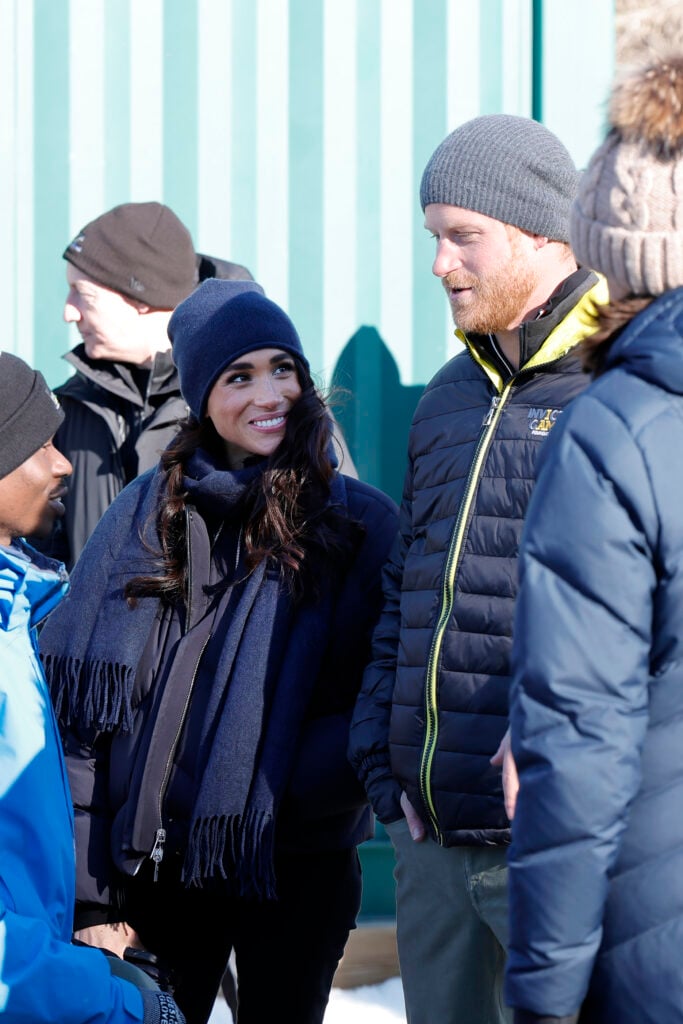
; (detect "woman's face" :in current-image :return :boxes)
[206,348,303,468]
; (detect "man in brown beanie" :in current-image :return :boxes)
[349,114,608,1024]
[48,201,197,567]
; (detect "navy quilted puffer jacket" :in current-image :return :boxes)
[506,288,683,1023]
[349,270,605,846]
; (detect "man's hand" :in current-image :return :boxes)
[400,791,426,842]
[490,726,519,820]
[74,922,143,959]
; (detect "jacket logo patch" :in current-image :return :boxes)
[528,407,562,437]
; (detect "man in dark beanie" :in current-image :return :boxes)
[349,114,608,1024]
[46,201,198,567]
[0,352,186,1024]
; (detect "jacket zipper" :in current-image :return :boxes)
[418,385,511,842]
[185,508,193,633]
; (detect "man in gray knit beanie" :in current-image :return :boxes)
[350,113,607,1024]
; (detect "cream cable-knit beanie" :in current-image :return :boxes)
[570,57,683,296]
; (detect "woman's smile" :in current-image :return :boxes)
[205,348,302,468]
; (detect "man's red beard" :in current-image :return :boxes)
[442,245,538,335]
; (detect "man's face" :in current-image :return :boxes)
[425,203,539,335]
[0,441,72,547]
[64,264,152,364]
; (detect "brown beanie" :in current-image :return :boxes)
[63,202,197,309]
[570,57,683,297]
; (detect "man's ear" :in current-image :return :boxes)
[532,234,550,250]
[135,303,152,315]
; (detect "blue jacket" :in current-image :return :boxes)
[349,270,605,843]
[506,288,683,1023]
[0,542,142,1024]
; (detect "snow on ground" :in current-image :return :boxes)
[324,978,406,1023]
[208,977,407,1023]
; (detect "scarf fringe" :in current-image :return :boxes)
[183,810,276,900]
[44,653,135,733]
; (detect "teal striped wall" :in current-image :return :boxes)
[2,0,615,391]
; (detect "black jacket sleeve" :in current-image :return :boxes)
[348,461,414,824]
[63,725,122,919]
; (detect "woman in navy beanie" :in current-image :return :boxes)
[40,281,399,1024]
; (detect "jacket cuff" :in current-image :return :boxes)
[514,1009,580,1024]
[363,763,403,825]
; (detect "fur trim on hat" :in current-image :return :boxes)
[570,56,683,298]
[609,56,683,158]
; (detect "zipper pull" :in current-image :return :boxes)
[482,395,501,427]
[150,827,166,882]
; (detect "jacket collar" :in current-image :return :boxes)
[604,286,683,395]
[461,270,608,394]
[61,344,179,407]
[0,541,68,631]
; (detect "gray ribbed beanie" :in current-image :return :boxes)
[570,57,683,297]
[420,114,579,242]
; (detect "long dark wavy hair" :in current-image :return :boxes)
[124,356,363,606]
[581,295,653,376]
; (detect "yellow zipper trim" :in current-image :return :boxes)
[522,275,608,371]
[455,327,504,393]
[418,383,512,840]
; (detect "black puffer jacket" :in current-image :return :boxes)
[349,270,605,846]
[52,345,187,567]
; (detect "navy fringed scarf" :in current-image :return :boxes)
[41,449,344,899]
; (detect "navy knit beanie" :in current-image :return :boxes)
[168,279,308,420]
[420,114,579,242]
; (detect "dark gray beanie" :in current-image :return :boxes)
[0,353,64,478]
[169,279,309,420]
[420,114,579,242]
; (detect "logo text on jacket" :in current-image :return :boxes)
[528,407,562,437]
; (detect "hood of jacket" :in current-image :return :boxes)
[602,287,683,394]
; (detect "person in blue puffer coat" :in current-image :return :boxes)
[506,57,683,1024]
[0,352,185,1024]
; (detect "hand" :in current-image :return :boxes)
[490,727,519,820]
[400,790,426,842]
[74,922,143,959]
